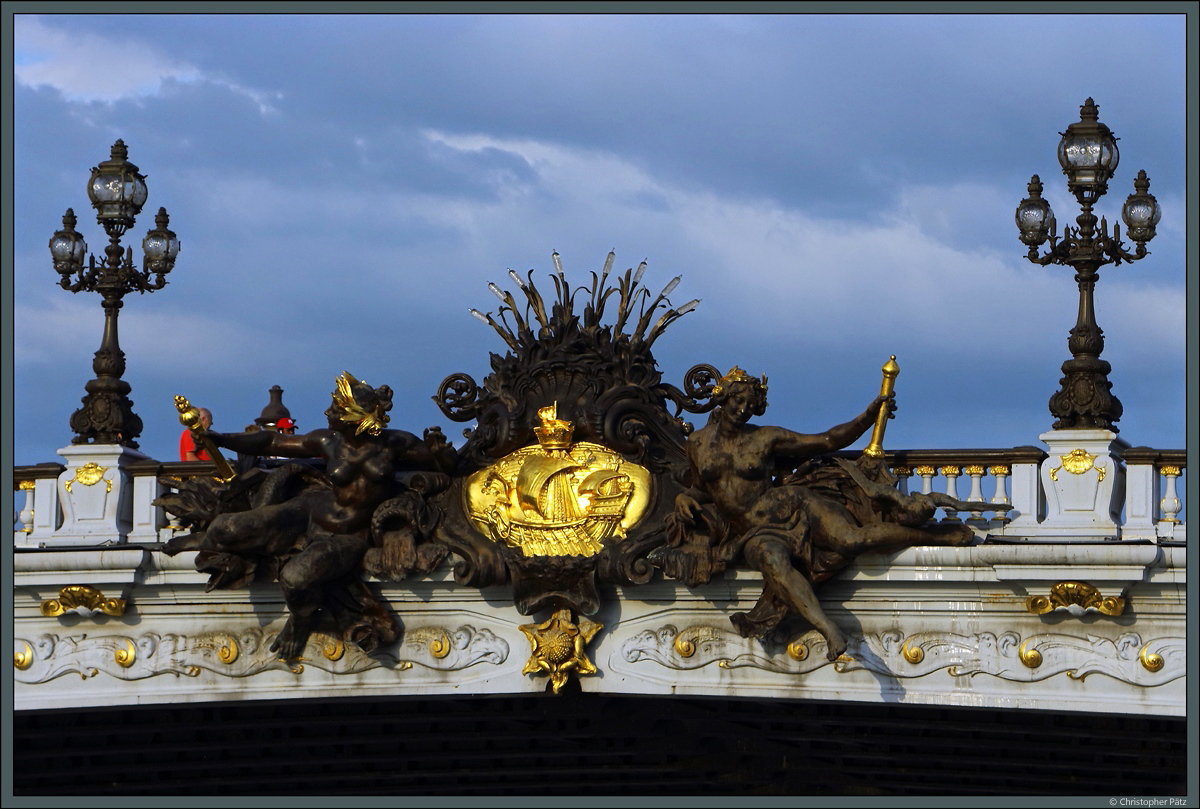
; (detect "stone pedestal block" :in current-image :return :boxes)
[1037,430,1128,539]
[52,444,149,545]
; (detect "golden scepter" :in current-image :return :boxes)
[174,395,237,482]
[862,355,899,459]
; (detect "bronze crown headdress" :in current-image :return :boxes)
[711,366,768,397]
[330,371,390,436]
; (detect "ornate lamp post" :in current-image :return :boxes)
[1016,99,1163,541]
[49,140,181,448]
[1015,98,1161,433]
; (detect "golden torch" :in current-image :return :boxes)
[862,355,899,459]
[174,395,237,482]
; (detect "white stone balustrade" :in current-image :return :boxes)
[886,448,1043,532]
[12,463,65,548]
[13,444,1186,549]
[1120,447,1186,544]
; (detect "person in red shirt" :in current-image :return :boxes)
[179,408,213,461]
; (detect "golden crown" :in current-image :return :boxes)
[712,366,768,397]
[533,403,574,450]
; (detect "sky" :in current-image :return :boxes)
[7,11,1191,469]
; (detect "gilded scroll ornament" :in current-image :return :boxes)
[1048,448,1105,482]
[465,404,652,558]
[519,608,601,693]
[40,585,126,618]
[321,636,345,662]
[15,641,34,670]
[429,633,451,659]
[406,627,454,659]
[901,637,924,664]
[673,626,721,658]
[1018,639,1042,668]
[964,465,985,477]
[18,479,36,491]
[1159,465,1181,477]
[1026,581,1125,616]
[1139,644,1164,673]
[218,637,239,665]
[914,465,936,477]
[64,462,111,494]
[988,465,1010,476]
[786,638,810,661]
[113,639,136,668]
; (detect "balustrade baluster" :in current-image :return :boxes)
[914,465,935,496]
[1159,466,1182,525]
[913,465,937,524]
[17,481,35,534]
[989,465,1011,524]
[964,465,987,524]
[939,466,962,522]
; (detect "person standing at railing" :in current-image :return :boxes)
[179,407,213,461]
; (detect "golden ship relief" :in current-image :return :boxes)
[465,404,652,557]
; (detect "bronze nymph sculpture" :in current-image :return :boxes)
[661,367,982,660]
[163,372,456,659]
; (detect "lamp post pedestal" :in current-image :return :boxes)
[51,444,150,546]
[1037,429,1128,539]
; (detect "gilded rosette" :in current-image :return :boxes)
[519,609,601,693]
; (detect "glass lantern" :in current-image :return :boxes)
[1015,175,1053,247]
[49,208,88,277]
[1121,170,1161,244]
[86,139,148,227]
[142,207,181,274]
[1057,98,1119,204]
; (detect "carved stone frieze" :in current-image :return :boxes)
[14,625,509,684]
[615,625,1185,687]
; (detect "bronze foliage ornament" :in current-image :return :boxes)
[433,254,712,624]
[157,251,1003,692]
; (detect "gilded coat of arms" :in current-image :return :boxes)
[465,404,652,557]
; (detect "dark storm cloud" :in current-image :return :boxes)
[12,13,1187,467]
